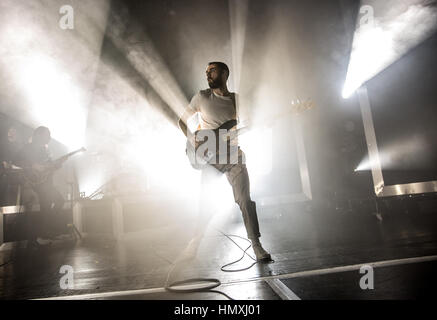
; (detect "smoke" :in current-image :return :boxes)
[0,0,110,149]
[77,1,199,197]
[229,0,249,93]
[343,0,437,98]
[105,1,189,118]
[356,133,432,171]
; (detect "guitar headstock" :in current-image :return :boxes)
[290,98,315,115]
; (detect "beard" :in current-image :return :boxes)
[208,78,222,89]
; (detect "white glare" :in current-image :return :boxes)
[239,128,273,181]
[19,55,87,150]
[343,1,437,99]
[342,26,393,98]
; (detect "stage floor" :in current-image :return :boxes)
[1,207,437,300]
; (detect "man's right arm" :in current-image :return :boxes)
[178,109,195,138]
[179,93,200,138]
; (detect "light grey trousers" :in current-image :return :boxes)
[195,150,261,240]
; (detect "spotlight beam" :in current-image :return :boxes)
[105,3,189,119]
[229,0,249,93]
[342,0,437,98]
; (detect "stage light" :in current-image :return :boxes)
[0,0,110,151]
[342,1,437,99]
[355,135,429,172]
[18,54,87,151]
[342,26,393,99]
[117,116,203,197]
[355,158,372,172]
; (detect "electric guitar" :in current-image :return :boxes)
[24,147,86,186]
[186,98,314,170]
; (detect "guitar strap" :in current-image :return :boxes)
[230,92,236,112]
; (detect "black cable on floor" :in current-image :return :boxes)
[165,277,234,300]
[164,260,235,300]
[217,230,259,272]
[163,229,265,300]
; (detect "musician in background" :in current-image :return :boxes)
[178,62,271,261]
[0,126,21,163]
[0,126,22,205]
[15,126,64,246]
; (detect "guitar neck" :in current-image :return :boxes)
[55,148,84,162]
[232,101,313,136]
[232,124,251,137]
[231,114,278,137]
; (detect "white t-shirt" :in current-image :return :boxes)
[188,90,237,130]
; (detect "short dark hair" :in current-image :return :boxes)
[33,126,50,138]
[208,61,229,78]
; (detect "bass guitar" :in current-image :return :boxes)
[186,98,314,170]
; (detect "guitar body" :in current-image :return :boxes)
[186,120,238,170]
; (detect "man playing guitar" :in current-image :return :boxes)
[178,62,271,261]
[14,126,65,246]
